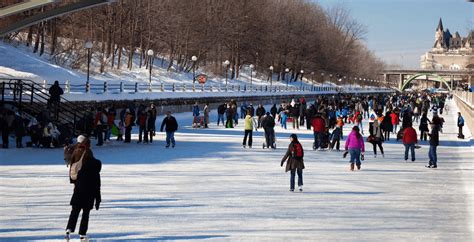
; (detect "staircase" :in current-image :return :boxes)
[1,78,84,135]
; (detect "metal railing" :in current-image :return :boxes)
[37,80,392,95]
[454,90,474,108]
[1,78,87,134]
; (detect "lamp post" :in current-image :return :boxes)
[147,49,154,91]
[249,64,254,89]
[269,66,274,89]
[191,55,197,84]
[311,71,315,91]
[285,68,290,87]
[85,40,93,87]
[300,70,304,89]
[223,60,230,89]
[321,72,325,84]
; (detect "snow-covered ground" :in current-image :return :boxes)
[0,100,473,241]
[1,41,393,102]
[0,41,321,89]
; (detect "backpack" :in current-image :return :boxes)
[70,151,85,181]
[291,142,304,159]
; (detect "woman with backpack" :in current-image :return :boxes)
[281,134,305,192]
[66,137,101,241]
[345,126,365,171]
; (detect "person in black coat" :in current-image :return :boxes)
[270,104,277,119]
[217,103,227,126]
[160,111,178,148]
[381,112,393,141]
[427,123,439,168]
[255,104,266,128]
[261,112,276,149]
[66,138,101,240]
[419,112,430,141]
[147,109,156,143]
[48,81,64,118]
[13,114,27,148]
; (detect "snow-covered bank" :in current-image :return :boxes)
[0,101,472,241]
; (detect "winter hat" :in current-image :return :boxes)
[77,135,86,144]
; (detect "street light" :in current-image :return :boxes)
[269,66,274,88]
[147,49,154,91]
[285,68,290,87]
[223,60,230,88]
[300,70,304,88]
[249,64,254,88]
[191,55,198,84]
[311,71,315,91]
[85,40,93,86]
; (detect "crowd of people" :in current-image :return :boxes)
[2,87,470,240]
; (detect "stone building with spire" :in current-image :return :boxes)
[420,18,473,70]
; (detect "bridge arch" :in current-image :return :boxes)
[400,73,452,91]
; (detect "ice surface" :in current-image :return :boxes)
[0,100,472,241]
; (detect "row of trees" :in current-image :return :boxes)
[2,0,385,84]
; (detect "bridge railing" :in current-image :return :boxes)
[454,90,474,108]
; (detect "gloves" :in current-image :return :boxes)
[280,161,284,167]
[95,201,100,210]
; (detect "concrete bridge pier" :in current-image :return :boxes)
[398,74,404,89]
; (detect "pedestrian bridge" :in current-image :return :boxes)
[380,69,473,91]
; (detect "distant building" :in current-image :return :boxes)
[420,18,474,70]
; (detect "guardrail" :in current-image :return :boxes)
[454,90,474,108]
[36,80,392,95]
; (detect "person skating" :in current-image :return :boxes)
[371,119,384,158]
[137,109,149,144]
[280,134,305,192]
[160,111,178,148]
[381,111,392,141]
[345,126,365,171]
[457,112,464,139]
[146,108,156,143]
[124,109,134,143]
[270,104,278,120]
[243,110,257,148]
[217,103,226,126]
[368,109,377,136]
[225,104,235,128]
[261,112,276,149]
[329,124,342,151]
[192,102,200,127]
[390,111,400,134]
[13,113,27,148]
[427,123,439,168]
[311,113,325,150]
[402,123,418,162]
[203,103,210,128]
[419,112,430,141]
[65,137,101,241]
[256,104,266,128]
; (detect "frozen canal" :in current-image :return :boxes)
[0,100,473,241]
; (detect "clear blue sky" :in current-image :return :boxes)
[315,0,474,68]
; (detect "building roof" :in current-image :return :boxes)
[436,18,443,31]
